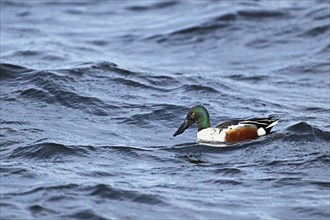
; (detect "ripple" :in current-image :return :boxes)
[273,177,303,187]
[176,154,206,164]
[214,13,237,22]
[292,207,330,219]
[126,1,178,11]
[309,180,330,189]
[304,6,330,20]
[0,166,29,177]
[201,178,242,186]
[145,75,179,87]
[170,23,230,36]
[123,103,183,125]
[227,74,269,82]
[213,167,243,176]
[112,77,163,91]
[85,39,109,46]
[180,84,219,93]
[276,61,330,75]
[86,183,165,205]
[29,204,57,216]
[237,9,287,20]
[300,24,329,37]
[13,50,40,56]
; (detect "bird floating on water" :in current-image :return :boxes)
[173,105,278,143]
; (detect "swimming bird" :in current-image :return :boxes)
[173,105,278,143]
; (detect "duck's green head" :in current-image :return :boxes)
[173,105,211,137]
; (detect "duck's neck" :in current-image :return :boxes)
[197,118,211,131]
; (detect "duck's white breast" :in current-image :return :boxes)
[197,128,226,142]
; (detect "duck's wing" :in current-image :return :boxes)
[216,117,279,134]
[216,120,241,130]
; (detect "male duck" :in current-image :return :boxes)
[173,105,278,143]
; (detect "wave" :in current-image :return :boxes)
[19,87,117,116]
[3,182,166,220]
[144,4,329,63]
[285,122,330,142]
[0,63,33,79]
[67,209,107,220]
[2,62,180,115]
[8,142,95,161]
[146,7,289,44]
[3,61,175,87]
[5,182,166,206]
[5,183,79,196]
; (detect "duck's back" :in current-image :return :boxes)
[216,117,278,134]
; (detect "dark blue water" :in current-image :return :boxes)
[1,0,330,219]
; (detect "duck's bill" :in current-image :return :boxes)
[173,119,194,137]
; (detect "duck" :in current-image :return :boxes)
[173,105,278,143]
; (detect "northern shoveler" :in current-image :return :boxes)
[173,105,278,143]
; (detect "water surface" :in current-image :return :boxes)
[1,0,330,219]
